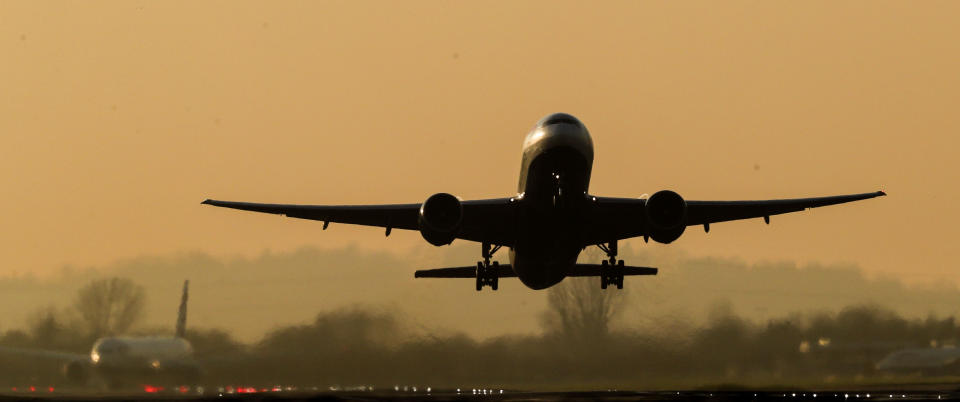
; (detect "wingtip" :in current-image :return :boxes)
[201,199,213,205]
[877,190,887,197]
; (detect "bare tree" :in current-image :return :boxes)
[27,306,65,348]
[72,277,145,338]
[541,276,627,342]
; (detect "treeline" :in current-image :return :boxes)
[4,245,959,345]
[198,303,958,389]
[1,276,958,389]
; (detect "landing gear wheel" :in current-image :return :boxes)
[475,243,502,291]
[597,241,626,290]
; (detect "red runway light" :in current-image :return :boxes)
[29,386,36,392]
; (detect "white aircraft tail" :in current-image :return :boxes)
[175,280,189,338]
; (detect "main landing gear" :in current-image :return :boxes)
[476,242,501,291]
[597,241,624,290]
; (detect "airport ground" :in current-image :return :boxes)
[5,274,960,400]
[2,388,960,402]
[4,379,960,402]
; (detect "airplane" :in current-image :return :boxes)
[0,280,200,389]
[876,346,960,375]
[202,113,885,291]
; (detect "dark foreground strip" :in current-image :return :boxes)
[2,389,960,402]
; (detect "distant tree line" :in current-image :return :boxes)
[1,276,958,389]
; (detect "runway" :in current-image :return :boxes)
[3,388,960,402]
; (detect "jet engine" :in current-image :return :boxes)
[645,190,687,244]
[419,193,463,246]
[62,360,89,383]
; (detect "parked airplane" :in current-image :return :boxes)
[203,113,885,291]
[0,280,199,389]
[876,347,960,375]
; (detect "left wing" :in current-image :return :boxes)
[201,198,517,246]
[584,190,885,245]
[0,345,87,362]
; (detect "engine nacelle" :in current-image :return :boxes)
[645,190,687,244]
[62,360,89,383]
[418,193,463,246]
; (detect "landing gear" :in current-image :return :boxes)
[600,259,625,289]
[597,241,624,290]
[476,242,501,291]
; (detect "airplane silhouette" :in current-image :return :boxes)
[203,113,884,291]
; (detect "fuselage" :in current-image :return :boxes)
[88,336,199,386]
[509,113,595,289]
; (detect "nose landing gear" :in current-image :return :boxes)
[597,241,624,289]
[476,243,501,291]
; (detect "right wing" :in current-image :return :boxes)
[684,191,887,226]
[202,197,518,246]
[584,190,885,245]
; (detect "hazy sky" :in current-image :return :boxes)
[0,2,957,285]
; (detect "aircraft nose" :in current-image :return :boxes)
[537,113,583,128]
[523,113,594,163]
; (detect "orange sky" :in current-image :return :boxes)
[0,1,957,285]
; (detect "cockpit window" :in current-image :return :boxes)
[541,113,581,127]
